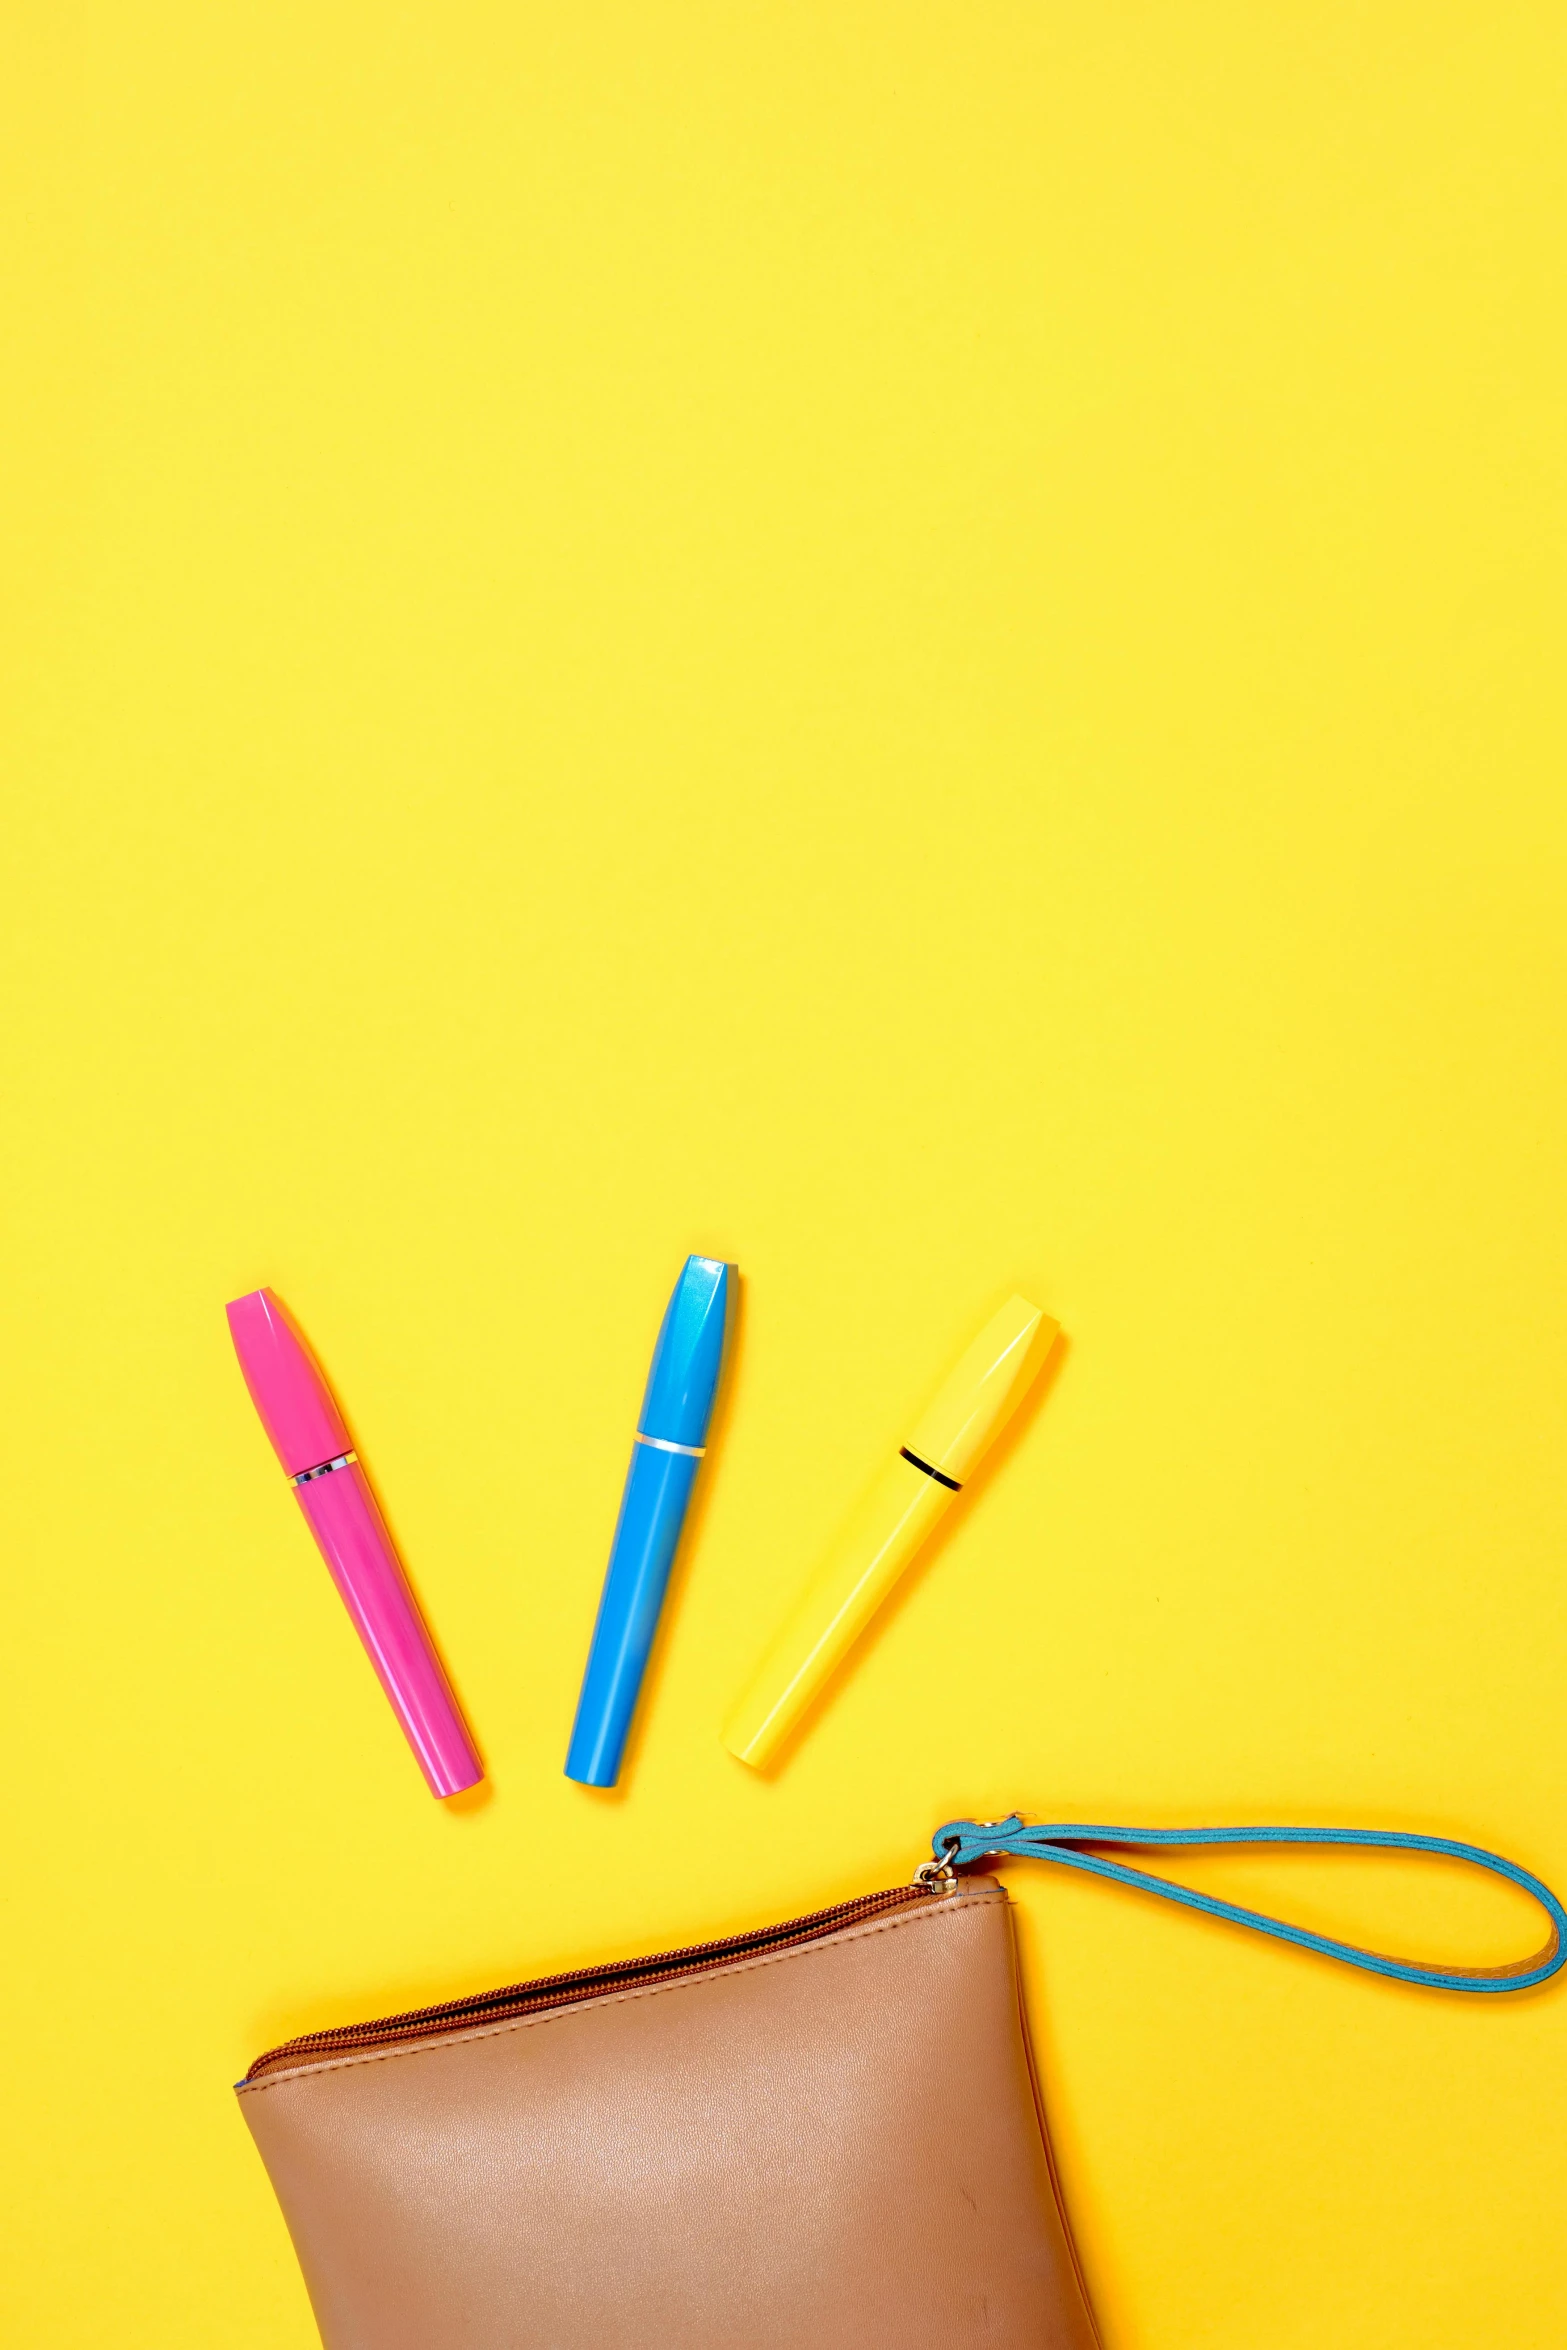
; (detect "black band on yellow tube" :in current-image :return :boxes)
[900,1447,961,1492]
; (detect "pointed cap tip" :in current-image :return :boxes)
[904,1293,1058,1483]
[226,1288,351,1478]
[638,1256,736,1447]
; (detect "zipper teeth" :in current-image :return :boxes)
[245,1883,934,2083]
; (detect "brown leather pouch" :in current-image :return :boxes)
[238,1812,1563,2348]
[240,1867,1099,2348]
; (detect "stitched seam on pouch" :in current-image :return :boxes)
[238,1892,1002,2097]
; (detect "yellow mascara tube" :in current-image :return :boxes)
[723,1293,1058,1768]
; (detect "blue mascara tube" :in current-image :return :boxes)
[565,1255,735,1787]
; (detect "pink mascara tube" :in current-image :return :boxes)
[226,1288,483,1798]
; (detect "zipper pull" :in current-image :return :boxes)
[911,1854,957,1891]
[913,1818,1006,1891]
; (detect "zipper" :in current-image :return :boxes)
[245,1880,942,2084]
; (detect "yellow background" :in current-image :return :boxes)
[4,4,1566,2342]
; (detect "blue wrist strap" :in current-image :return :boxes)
[931,1815,1567,1993]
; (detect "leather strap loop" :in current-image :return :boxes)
[930,1815,1567,1993]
